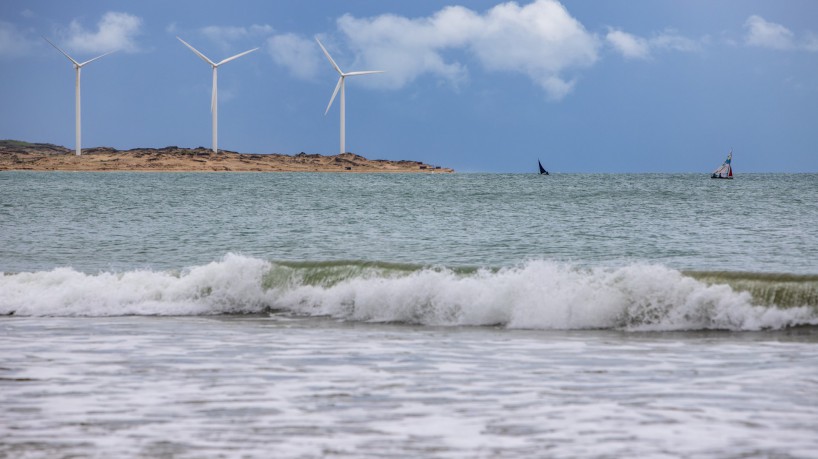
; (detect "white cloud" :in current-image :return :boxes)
[744,15,818,52]
[332,0,599,100]
[266,33,322,80]
[650,30,700,53]
[607,28,700,59]
[745,15,795,50]
[606,29,650,59]
[21,9,35,19]
[200,24,273,52]
[335,7,474,90]
[64,11,142,54]
[466,0,598,99]
[0,21,37,58]
[268,0,709,99]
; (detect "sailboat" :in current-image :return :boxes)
[711,151,733,179]
[538,159,549,175]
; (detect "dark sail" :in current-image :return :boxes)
[538,160,549,175]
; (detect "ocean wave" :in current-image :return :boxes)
[2,254,816,331]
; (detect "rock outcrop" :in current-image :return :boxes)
[0,140,453,173]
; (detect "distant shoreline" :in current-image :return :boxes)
[0,141,453,173]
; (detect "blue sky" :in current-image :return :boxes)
[1,0,816,172]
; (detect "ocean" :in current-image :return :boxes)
[1,171,817,458]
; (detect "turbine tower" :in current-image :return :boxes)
[44,38,114,156]
[315,38,383,154]
[177,37,258,153]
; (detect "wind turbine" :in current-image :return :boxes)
[315,38,383,154]
[177,37,258,153]
[43,38,114,156]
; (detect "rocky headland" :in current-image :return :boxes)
[0,140,453,173]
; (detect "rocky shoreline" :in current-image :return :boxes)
[0,140,453,173]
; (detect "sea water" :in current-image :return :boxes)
[1,172,817,458]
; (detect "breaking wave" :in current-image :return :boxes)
[2,253,817,331]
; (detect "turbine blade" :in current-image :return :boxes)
[344,70,385,76]
[78,50,115,67]
[43,37,79,66]
[325,76,343,115]
[216,47,259,66]
[315,37,343,75]
[177,36,215,66]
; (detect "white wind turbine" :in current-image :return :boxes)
[315,38,383,154]
[44,38,114,156]
[177,37,258,153]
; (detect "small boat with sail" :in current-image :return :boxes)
[538,159,549,175]
[711,151,733,179]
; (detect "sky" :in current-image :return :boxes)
[1,0,816,172]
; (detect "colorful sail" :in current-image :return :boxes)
[711,151,733,179]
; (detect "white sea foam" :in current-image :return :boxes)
[0,253,273,317]
[4,316,818,458]
[2,254,816,331]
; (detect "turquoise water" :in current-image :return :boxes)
[2,172,817,273]
[2,172,817,325]
[2,172,818,458]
